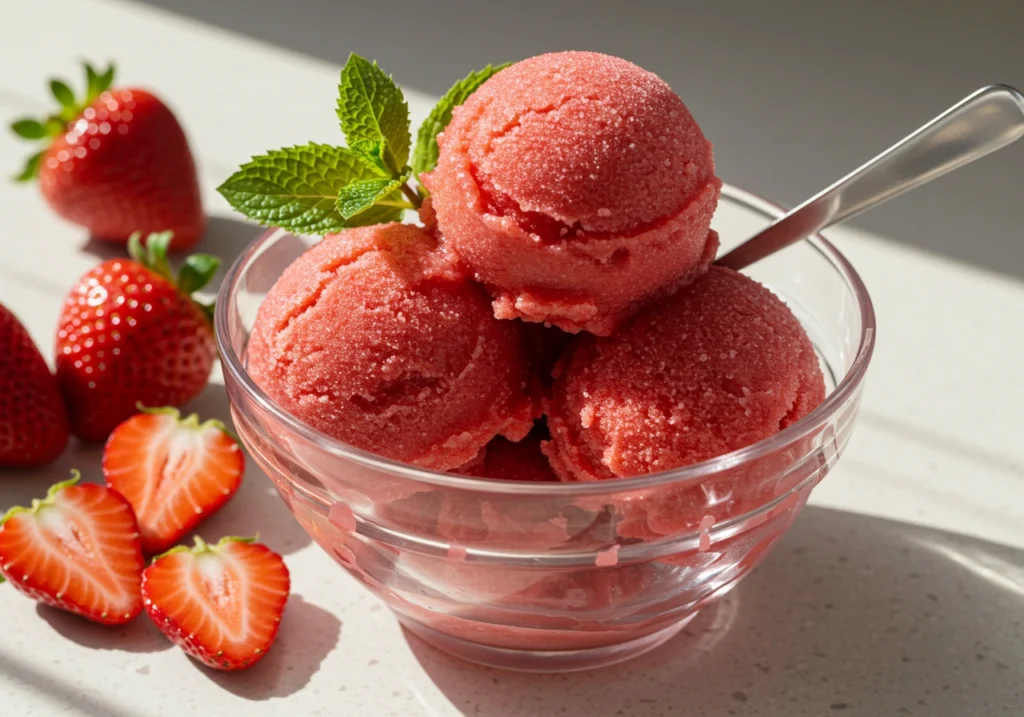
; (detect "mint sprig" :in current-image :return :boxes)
[411,63,509,180]
[219,55,506,236]
[218,143,402,234]
[336,173,409,221]
[337,54,410,175]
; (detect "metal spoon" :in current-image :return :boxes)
[715,84,1024,271]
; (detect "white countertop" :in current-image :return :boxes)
[2,1,1022,715]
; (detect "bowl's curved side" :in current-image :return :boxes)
[214,185,875,671]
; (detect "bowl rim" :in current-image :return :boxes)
[215,182,876,497]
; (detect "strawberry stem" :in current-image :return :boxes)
[152,535,258,563]
[136,404,236,439]
[401,182,423,209]
[0,471,81,527]
[128,232,175,282]
[9,61,115,184]
[136,404,182,419]
[127,232,221,322]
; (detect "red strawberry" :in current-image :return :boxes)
[0,305,69,465]
[103,407,245,554]
[10,62,204,250]
[56,231,219,442]
[0,472,145,625]
[142,536,290,671]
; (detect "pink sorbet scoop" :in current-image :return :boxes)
[424,51,722,335]
[246,223,536,470]
[543,266,825,481]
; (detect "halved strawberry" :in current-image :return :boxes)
[142,536,290,671]
[0,472,144,625]
[103,407,245,555]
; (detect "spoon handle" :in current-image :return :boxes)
[716,84,1024,271]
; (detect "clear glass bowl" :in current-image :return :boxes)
[215,184,875,673]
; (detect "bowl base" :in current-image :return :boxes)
[399,612,697,673]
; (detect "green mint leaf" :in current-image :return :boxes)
[354,139,391,175]
[13,150,44,182]
[336,173,407,220]
[337,54,410,173]
[411,63,509,178]
[342,199,404,228]
[11,118,48,140]
[217,143,395,235]
[50,79,76,108]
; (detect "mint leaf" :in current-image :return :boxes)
[336,172,407,220]
[344,197,406,227]
[217,143,402,234]
[411,63,508,178]
[337,54,410,173]
[11,119,48,140]
[354,139,391,175]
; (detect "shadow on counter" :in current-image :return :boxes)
[130,0,1024,283]
[405,505,1022,717]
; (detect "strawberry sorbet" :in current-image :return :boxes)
[459,433,559,483]
[247,224,536,470]
[544,266,825,481]
[425,51,722,335]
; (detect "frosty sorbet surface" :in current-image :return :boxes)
[544,266,826,482]
[247,224,536,470]
[425,51,722,335]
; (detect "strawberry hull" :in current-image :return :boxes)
[55,235,219,442]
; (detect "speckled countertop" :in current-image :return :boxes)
[1,1,1022,715]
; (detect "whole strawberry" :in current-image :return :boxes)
[56,232,219,441]
[10,62,205,250]
[0,304,69,466]
[0,472,145,625]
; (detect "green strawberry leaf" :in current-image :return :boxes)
[217,143,402,234]
[336,171,410,220]
[1,471,81,527]
[178,254,222,296]
[337,54,410,174]
[99,63,116,94]
[411,63,508,178]
[84,62,106,103]
[10,119,48,140]
[13,150,44,182]
[128,231,175,281]
[49,79,76,110]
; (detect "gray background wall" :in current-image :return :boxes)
[132,0,1024,280]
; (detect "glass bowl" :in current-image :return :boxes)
[215,184,875,673]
